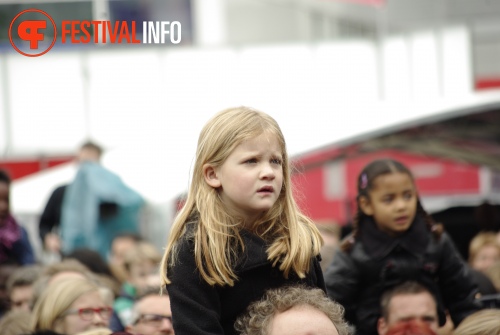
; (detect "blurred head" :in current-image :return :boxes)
[124,242,162,292]
[378,282,438,335]
[109,233,142,283]
[32,277,112,335]
[78,141,103,163]
[126,288,173,335]
[32,259,94,308]
[6,265,42,312]
[0,262,19,314]
[469,232,500,272]
[453,309,500,335]
[235,286,350,335]
[0,170,11,225]
[0,310,32,335]
[357,159,418,236]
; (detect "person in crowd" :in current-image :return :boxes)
[486,262,500,292]
[125,287,174,335]
[235,285,350,335]
[468,232,500,273]
[39,140,144,261]
[0,261,19,318]
[453,309,500,335]
[31,277,113,335]
[385,320,436,335]
[0,169,35,265]
[161,107,325,335]
[325,159,482,335]
[109,233,143,284]
[6,264,42,312]
[377,281,439,335]
[39,141,104,263]
[0,309,32,335]
[65,248,121,296]
[111,241,162,331]
[31,259,98,308]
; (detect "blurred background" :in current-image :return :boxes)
[1,0,500,258]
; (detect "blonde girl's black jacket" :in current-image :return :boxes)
[166,222,326,335]
[324,216,482,335]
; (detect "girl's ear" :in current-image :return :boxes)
[203,164,221,188]
[359,196,374,216]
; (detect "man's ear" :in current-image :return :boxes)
[377,317,388,335]
[359,196,374,216]
[203,164,221,188]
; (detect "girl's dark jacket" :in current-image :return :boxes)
[324,216,482,335]
[166,222,326,335]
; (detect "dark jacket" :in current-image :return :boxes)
[38,184,67,243]
[166,222,326,335]
[324,216,482,335]
[1,226,35,265]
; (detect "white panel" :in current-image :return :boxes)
[0,57,7,156]
[441,26,472,96]
[86,49,164,149]
[410,31,440,99]
[382,36,411,100]
[192,0,227,45]
[324,161,346,200]
[7,52,86,155]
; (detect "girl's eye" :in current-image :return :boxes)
[403,192,413,199]
[271,158,282,165]
[245,159,257,164]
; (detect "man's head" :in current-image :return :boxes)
[126,288,173,335]
[78,141,103,163]
[235,286,350,335]
[6,265,42,312]
[378,281,439,335]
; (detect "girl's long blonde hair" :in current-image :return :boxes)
[160,106,322,287]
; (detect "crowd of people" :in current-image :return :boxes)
[1,106,500,335]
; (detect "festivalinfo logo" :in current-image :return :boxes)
[9,9,182,57]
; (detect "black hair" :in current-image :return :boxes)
[0,170,11,185]
[64,248,115,279]
[341,159,442,252]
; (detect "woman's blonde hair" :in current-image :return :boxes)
[468,232,500,264]
[160,106,322,286]
[31,277,110,332]
[453,309,500,335]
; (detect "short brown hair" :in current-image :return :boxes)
[380,281,436,320]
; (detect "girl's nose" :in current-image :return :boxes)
[260,163,276,179]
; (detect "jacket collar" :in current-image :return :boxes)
[359,215,430,260]
[234,229,270,272]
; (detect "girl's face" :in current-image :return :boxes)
[205,132,284,224]
[360,172,417,236]
[0,181,9,225]
[472,245,500,272]
[55,290,110,335]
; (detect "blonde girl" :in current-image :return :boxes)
[160,107,324,335]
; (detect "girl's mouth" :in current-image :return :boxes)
[257,186,274,193]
